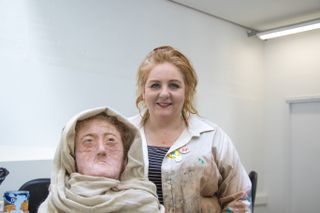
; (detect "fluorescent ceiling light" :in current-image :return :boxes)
[256,18,320,40]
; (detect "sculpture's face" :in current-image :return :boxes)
[75,118,124,179]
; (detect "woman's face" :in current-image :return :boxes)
[143,62,186,121]
[75,118,124,179]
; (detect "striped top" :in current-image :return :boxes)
[147,145,170,204]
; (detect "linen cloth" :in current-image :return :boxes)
[38,107,164,213]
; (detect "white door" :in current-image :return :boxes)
[290,101,320,213]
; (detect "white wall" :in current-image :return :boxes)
[1,0,267,211]
[263,30,320,213]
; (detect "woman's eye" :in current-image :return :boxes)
[169,83,180,89]
[149,83,161,89]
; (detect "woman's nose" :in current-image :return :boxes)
[159,86,169,97]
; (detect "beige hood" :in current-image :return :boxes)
[38,107,164,213]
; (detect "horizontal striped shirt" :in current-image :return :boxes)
[147,145,170,204]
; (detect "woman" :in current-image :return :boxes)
[129,46,252,213]
[38,107,164,213]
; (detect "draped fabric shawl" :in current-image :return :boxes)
[38,107,164,213]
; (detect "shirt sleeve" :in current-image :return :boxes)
[212,127,252,213]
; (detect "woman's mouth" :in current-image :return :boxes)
[157,102,172,107]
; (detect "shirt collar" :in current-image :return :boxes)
[187,114,215,137]
[130,113,215,136]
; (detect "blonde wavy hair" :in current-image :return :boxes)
[136,45,198,126]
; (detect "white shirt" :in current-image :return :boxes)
[129,114,252,213]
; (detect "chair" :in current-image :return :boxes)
[0,167,9,185]
[19,178,50,213]
[249,170,258,212]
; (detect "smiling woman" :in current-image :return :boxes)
[130,46,252,212]
[142,62,186,134]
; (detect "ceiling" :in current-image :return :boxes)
[169,0,320,32]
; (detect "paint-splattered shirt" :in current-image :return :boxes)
[129,114,252,213]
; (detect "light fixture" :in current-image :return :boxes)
[251,18,320,40]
